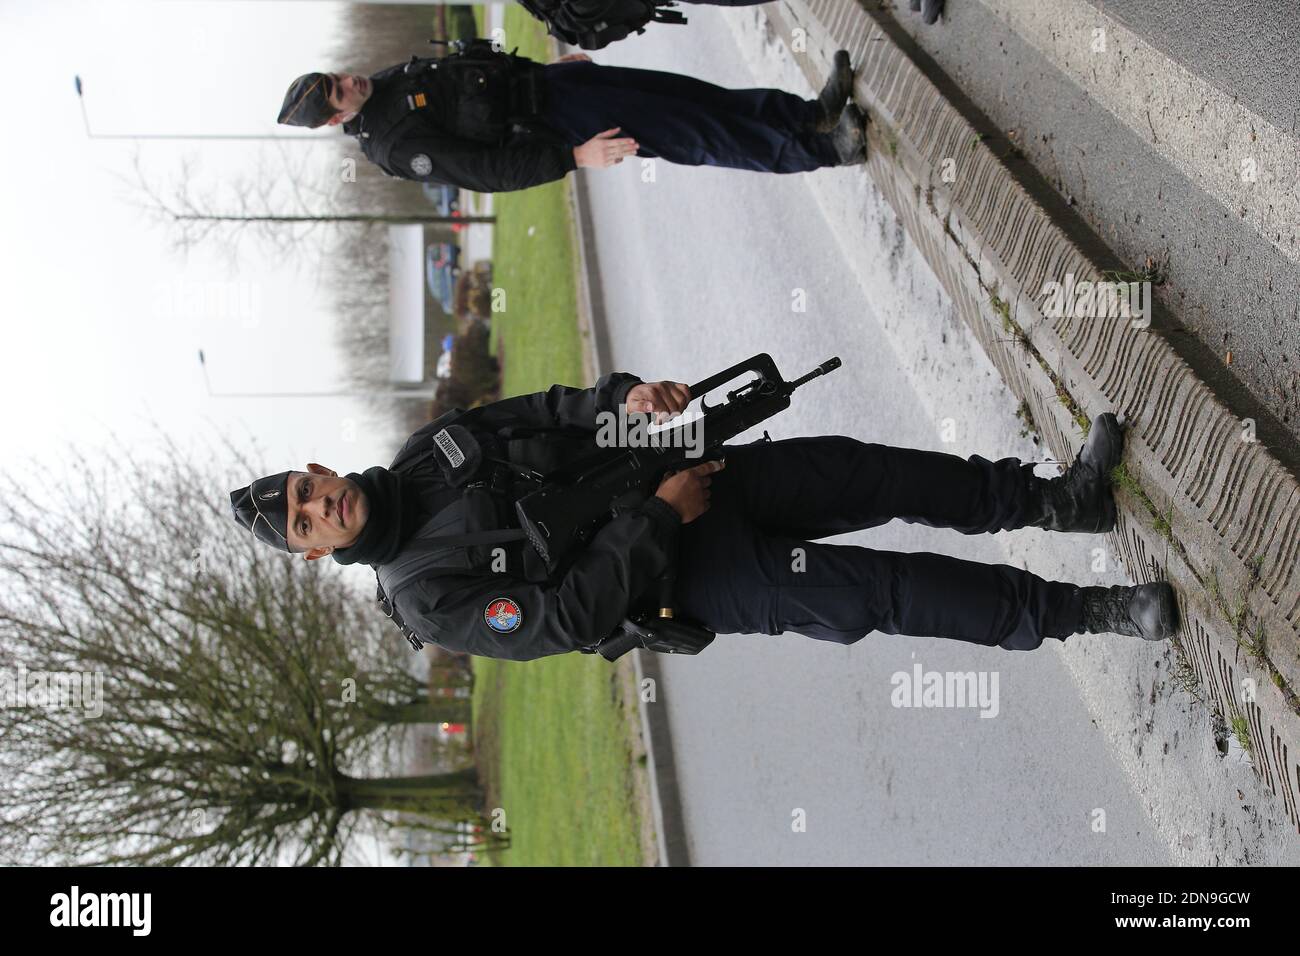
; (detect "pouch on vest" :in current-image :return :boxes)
[377,416,548,650]
[436,43,542,143]
[374,487,530,651]
[516,0,688,50]
[379,484,506,580]
[460,484,509,568]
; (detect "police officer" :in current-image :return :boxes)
[229,370,1179,662]
[275,42,865,192]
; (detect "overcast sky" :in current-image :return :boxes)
[0,0,407,483]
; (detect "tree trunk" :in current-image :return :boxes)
[335,769,480,814]
[364,699,471,725]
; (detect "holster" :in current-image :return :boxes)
[590,615,716,662]
[585,559,714,661]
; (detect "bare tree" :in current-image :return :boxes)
[0,437,486,866]
[126,148,485,263]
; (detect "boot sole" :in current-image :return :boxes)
[814,52,855,133]
[832,105,868,164]
[1136,582,1180,640]
[1088,412,1124,533]
[1089,413,1125,475]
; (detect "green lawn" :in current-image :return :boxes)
[487,178,585,397]
[467,3,645,868]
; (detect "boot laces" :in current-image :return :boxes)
[1085,586,1136,635]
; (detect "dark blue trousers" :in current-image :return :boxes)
[537,61,842,173]
[671,437,1086,651]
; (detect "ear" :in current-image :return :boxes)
[304,547,332,561]
[306,462,338,477]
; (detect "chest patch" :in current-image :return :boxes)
[434,427,466,468]
[484,597,522,634]
[409,153,433,176]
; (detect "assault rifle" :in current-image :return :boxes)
[514,352,841,660]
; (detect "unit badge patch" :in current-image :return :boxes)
[484,597,522,634]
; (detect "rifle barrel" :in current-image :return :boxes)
[789,356,841,390]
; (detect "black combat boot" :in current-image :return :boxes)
[1076,583,1179,641]
[813,50,855,133]
[1024,412,1124,533]
[830,103,868,165]
[910,0,945,25]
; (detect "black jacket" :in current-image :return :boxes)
[343,55,577,193]
[382,372,682,661]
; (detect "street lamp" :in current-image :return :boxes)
[75,75,321,141]
[197,349,438,400]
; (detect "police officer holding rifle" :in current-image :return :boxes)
[229,354,1178,661]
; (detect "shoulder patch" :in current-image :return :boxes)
[409,153,433,177]
[484,597,522,634]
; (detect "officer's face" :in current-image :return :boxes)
[324,73,371,125]
[285,463,369,559]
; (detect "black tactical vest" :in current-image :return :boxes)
[349,41,548,178]
[517,0,688,50]
[373,416,591,650]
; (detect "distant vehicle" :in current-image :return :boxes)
[421,183,465,232]
[421,182,459,215]
[425,244,461,313]
[437,335,455,379]
[428,243,460,273]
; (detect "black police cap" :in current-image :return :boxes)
[229,471,297,552]
[277,73,334,128]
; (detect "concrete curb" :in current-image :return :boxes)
[764,0,1300,832]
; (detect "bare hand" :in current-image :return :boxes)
[556,52,592,63]
[626,381,691,424]
[655,459,725,524]
[574,127,639,168]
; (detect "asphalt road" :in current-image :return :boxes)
[572,2,1300,864]
[1083,0,1300,131]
